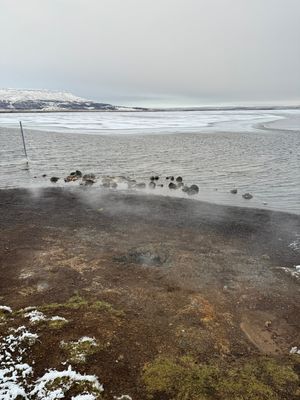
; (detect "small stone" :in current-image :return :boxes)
[176,176,183,182]
[265,321,272,329]
[85,179,94,186]
[50,177,59,183]
[168,182,177,190]
[230,189,238,194]
[242,193,253,200]
[83,173,96,180]
[42,174,47,177]
[187,184,199,195]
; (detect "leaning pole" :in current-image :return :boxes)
[19,121,29,168]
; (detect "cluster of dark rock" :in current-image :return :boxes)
[230,188,253,200]
[48,172,254,200]
[47,172,200,196]
[147,175,199,195]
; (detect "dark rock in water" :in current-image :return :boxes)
[70,172,76,176]
[230,189,238,194]
[150,176,155,181]
[182,185,189,193]
[50,177,59,183]
[34,176,37,179]
[176,176,183,183]
[84,179,94,186]
[75,170,82,177]
[83,173,96,180]
[242,193,253,200]
[170,176,175,181]
[166,176,170,180]
[65,175,79,182]
[42,174,47,178]
[136,182,146,189]
[187,184,199,195]
[168,182,177,190]
[154,176,159,180]
[149,181,156,189]
[159,184,164,187]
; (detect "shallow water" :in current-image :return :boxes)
[0,110,299,214]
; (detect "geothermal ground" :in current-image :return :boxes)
[0,187,300,399]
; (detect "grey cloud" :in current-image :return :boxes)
[0,0,299,106]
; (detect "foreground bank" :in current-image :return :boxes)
[0,187,299,399]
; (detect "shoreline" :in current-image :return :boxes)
[1,184,300,218]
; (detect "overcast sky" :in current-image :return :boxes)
[1,0,300,106]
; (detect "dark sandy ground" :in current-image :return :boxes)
[0,187,299,398]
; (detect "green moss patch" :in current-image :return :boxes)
[48,316,68,330]
[39,294,123,317]
[142,356,299,400]
[91,300,125,317]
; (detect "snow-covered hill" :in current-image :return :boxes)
[0,88,122,112]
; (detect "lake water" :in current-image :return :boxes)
[0,110,299,214]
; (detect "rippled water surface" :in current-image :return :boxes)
[0,110,299,213]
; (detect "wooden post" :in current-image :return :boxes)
[19,121,29,165]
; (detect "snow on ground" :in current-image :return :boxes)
[289,235,300,252]
[0,306,132,399]
[24,310,47,324]
[0,325,37,399]
[30,365,103,400]
[279,265,300,280]
[290,347,300,355]
[0,306,12,314]
[0,88,88,103]
[0,324,103,399]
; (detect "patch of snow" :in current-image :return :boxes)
[24,310,47,324]
[289,235,300,252]
[290,346,300,355]
[0,306,12,313]
[0,88,88,103]
[31,365,103,400]
[78,337,97,344]
[0,326,38,399]
[72,394,97,400]
[279,266,300,280]
[50,316,67,322]
[0,326,104,399]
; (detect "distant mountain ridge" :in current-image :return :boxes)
[0,88,136,112]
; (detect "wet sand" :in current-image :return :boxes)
[0,187,299,397]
